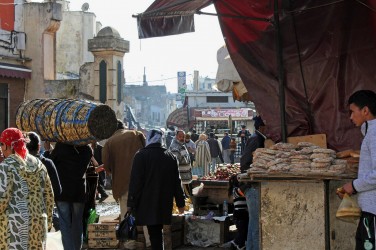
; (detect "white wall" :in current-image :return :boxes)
[186,91,247,108]
[56,11,96,77]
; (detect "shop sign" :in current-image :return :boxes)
[199,109,251,118]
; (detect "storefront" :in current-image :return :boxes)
[191,108,254,136]
[0,62,31,131]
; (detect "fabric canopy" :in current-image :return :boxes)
[136,0,376,151]
[166,106,189,129]
[0,62,31,79]
[135,0,212,38]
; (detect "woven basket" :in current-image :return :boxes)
[16,99,117,145]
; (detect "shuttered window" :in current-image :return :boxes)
[99,60,107,104]
[117,61,122,104]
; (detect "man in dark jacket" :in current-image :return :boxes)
[190,129,199,142]
[237,125,251,154]
[127,129,185,250]
[239,117,266,250]
[207,132,222,174]
[45,142,92,250]
[221,132,231,163]
[240,121,266,173]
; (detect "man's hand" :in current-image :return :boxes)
[336,182,355,199]
[178,207,185,214]
[95,164,105,173]
[342,182,355,195]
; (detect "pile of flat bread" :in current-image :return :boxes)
[248,142,355,175]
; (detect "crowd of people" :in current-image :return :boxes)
[0,90,374,250]
[0,113,268,250]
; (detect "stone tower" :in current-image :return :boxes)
[88,26,129,120]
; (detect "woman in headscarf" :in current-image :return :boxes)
[0,128,54,249]
[194,133,211,177]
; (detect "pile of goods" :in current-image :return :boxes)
[200,163,241,181]
[87,222,119,249]
[248,142,355,176]
[16,99,117,145]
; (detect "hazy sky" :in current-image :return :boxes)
[68,0,225,93]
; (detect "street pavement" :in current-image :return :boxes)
[94,191,230,250]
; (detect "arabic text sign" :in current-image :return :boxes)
[200,109,250,118]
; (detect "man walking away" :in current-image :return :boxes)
[207,132,221,174]
[237,125,250,155]
[102,120,145,220]
[221,132,231,163]
[127,129,185,250]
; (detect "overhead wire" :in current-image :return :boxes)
[125,74,193,84]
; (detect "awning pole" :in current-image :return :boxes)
[274,0,287,142]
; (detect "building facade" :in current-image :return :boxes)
[123,84,175,130]
[0,0,62,131]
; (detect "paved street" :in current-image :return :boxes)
[93,191,230,250]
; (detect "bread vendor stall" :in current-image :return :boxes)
[237,139,359,250]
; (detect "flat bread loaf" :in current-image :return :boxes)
[312,157,334,163]
[297,142,317,147]
[313,148,336,154]
[336,149,353,159]
[311,162,331,169]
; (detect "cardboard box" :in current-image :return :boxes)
[88,239,119,249]
[88,230,117,239]
[88,223,118,232]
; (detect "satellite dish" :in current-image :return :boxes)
[81,2,89,12]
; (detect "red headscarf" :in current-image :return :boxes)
[0,128,28,159]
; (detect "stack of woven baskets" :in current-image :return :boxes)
[16,99,118,145]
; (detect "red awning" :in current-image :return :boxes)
[0,63,31,79]
[166,107,189,129]
[136,0,376,151]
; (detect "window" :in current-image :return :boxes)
[0,84,8,132]
[117,61,122,104]
[99,60,107,103]
[206,96,228,103]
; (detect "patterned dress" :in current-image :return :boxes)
[0,154,54,250]
[169,138,192,184]
[194,140,211,176]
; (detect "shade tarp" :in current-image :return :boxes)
[137,0,376,151]
[166,107,189,129]
[135,0,212,38]
[195,117,249,121]
[0,62,31,79]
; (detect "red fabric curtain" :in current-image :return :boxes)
[215,0,376,150]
